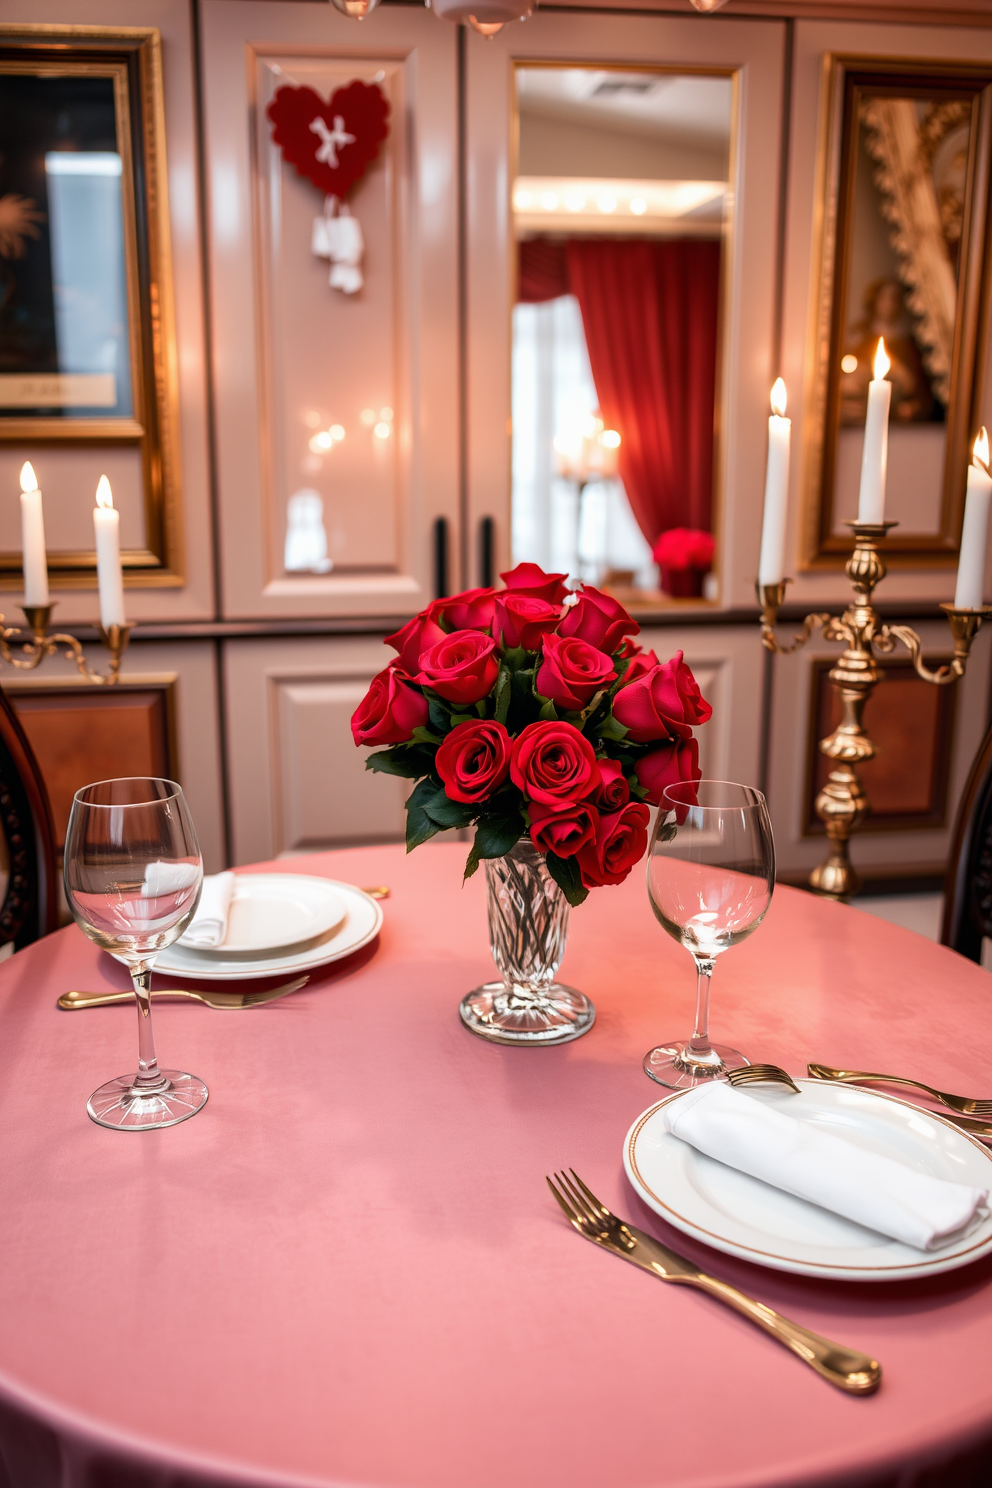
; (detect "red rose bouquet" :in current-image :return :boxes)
[351,563,710,906]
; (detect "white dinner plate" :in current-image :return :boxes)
[624,1079,992,1281]
[177,874,347,955]
[122,880,383,982]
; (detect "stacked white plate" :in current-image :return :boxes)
[148,874,383,981]
[624,1079,992,1281]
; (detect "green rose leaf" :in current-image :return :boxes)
[545,850,589,907]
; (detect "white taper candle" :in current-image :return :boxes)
[93,475,126,629]
[857,339,891,525]
[758,379,791,586]
[954,429,992,610]
[19,462,49,606]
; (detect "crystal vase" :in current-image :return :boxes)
[458,839,595,1046]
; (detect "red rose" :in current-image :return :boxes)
[652,527,715,572]
[430,587,495,633]
[670,650,713,729]
[576,800,651,888]
[384,612,446,674]
[493,592,561,650]
[621,648,659,685]
[634,736,700,807]
[351,667,428,747]
[510,721,601,807]
[592,758,630,812]
[500,561,569,604]
[536,634,616,712]
[416,631,499,706]
[557,586,639,654]
[612,651,711,743]
[528,800,598,858]
[436,720,512,804]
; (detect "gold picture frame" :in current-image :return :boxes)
[0,24,182,587]
[803,56,992,570]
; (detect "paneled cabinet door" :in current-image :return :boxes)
[202,2,459,620]
[464,12,785,606]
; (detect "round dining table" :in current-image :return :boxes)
[0,841,990,1488]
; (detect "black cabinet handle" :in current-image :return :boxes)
[433,516,449,600]
[479,516,495,590]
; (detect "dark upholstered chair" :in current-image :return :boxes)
[0,684,59,951]
[941,720,992,964]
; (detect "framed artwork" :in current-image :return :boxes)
[0,25,182,585]
[803,57,992,568]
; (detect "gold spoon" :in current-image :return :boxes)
[58,975,309,1011]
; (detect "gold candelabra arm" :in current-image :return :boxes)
[0,607,131,686]
[882,604,992,687]
[757,581,832,655]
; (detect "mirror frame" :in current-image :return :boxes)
[509,60,737,610]
[802,54,992,571]
[0,24,183,588]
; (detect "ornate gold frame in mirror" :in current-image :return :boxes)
[0,24,182,587]
[803,56,992,570]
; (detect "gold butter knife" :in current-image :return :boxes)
[58,975,309,1011]
[548,1170,881,1395]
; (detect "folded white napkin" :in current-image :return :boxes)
[179,871,235,948]
[141,861,202,898]
[663,1081,989,1252]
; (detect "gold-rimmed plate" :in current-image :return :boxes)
[624,1079,992,1281]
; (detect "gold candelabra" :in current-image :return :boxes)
[0,604,132,686]
[758,521,991,900]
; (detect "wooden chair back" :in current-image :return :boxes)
[941,720,992,964]
[0,684,59,951]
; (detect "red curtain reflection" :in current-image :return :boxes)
[517,237,721,546]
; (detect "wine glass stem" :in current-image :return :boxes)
[688,957,716,1059]
[131,964,168,1091]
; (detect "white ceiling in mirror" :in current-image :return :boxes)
[513,177,726,236]
[517,69,732,147]
[516,69,732,201]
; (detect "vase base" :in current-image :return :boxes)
[459,982,595,1046]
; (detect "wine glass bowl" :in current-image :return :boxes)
[645,779,775,1089]
[64,777,209,1130]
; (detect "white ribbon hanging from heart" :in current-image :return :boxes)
[311,195,364,294]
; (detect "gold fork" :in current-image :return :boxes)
[808,1063,992,1120]
[728,1063,992,1139]
[58,976,309,1011]
[726,1063,801,1094]
[547,1169,881,1395]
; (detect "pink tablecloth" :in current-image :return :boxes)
[0,843,990,1488]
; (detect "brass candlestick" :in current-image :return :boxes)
[0,604,132,686]
[758,521,991,900]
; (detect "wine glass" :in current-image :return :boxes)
[64,777,208,1130]
[644,779,775,1089]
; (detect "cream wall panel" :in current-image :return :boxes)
[224,636,408,865]
[0,0,216,623]
[637,625,764,788]
[463,12,785,607]
[202,1,460,620]
[765,621,992,879]
[779,19,992,612]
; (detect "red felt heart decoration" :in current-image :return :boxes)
[267,81,391,200]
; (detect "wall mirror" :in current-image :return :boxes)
[804,57,992,568]
[510,65,733,607]
[0,26,182,588]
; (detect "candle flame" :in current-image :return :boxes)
[974,427,990,474]
[96,475,114,510]
[873,338,890,380]
[770,378,787,417]
[19,461,38,493]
